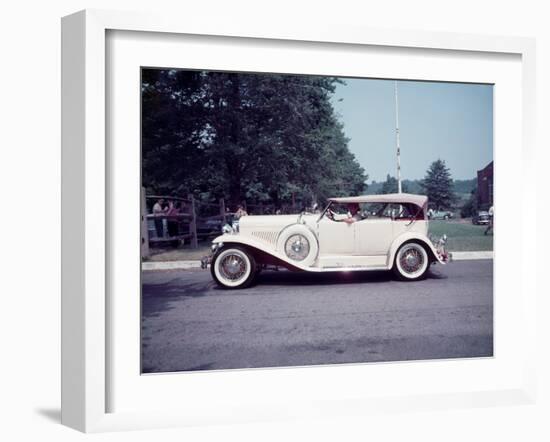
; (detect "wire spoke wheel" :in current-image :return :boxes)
[399,247,424,273]
[394,242,429,280]
[284,234,310,261]
[219,253,247,281]
[212,247,256,289]
[276,224,318,267]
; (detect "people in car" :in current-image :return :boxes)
[343,203,362,224]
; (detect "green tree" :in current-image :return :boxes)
[141,69,367,207]
[421,159,455,210]
[377,174,409,194]
[460,187,478,218]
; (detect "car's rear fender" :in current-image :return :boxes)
[388,232,446,266]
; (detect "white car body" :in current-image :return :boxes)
[209,193,450,288]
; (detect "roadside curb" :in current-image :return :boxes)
[451,251,493,261]
[142,261,202,271]
[142,250,493,271]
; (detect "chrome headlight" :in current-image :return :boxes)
[284,234,310,261]
[222,223,234,234]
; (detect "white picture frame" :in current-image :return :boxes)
[61,9,537,433]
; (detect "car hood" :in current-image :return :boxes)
[239,213,317,232]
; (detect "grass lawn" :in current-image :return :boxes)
[429,219,493,251]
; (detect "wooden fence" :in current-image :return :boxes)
[140,188,302,257]
[142,191,230,257]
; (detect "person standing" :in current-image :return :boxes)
[166,200,181,237]
[232,204,248,233]
[485,205,494,235]
[234,204,248,220]
[152,198,167,238]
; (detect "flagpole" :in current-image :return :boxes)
[394,81,402,193]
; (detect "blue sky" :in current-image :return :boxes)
[331,78,493,183]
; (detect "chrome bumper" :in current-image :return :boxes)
[432,234,451,264]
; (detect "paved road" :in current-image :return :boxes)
[141,260,493,373]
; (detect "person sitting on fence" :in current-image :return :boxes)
[152,198,168,238]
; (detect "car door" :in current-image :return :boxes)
[354,217,394,256]
[317,217,356,255]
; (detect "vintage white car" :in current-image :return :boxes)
[208,193,450,289]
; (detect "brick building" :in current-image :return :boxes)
[477,161,493,209]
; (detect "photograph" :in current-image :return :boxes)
[140,68,494,373]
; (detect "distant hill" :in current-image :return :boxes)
[366,178,476,196]
[453,178,477,194]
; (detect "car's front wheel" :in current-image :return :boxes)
[393,242,429,281]
[211,246,257,289]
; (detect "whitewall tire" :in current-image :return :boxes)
[393,242,429,281]
[211,246,256,289]
[276,224,318,267]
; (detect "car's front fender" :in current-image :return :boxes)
[211,234,310,271]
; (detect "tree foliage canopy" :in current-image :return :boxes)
[377,174,409,194]
[142,69,367,208]
[420,159,456,209]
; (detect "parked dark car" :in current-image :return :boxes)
[197,218,225,236]
[472,210,490,225]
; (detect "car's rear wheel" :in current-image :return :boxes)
[393,242,429,281]
[211,246,256,289]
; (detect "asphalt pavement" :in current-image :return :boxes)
[141,260,493,373]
